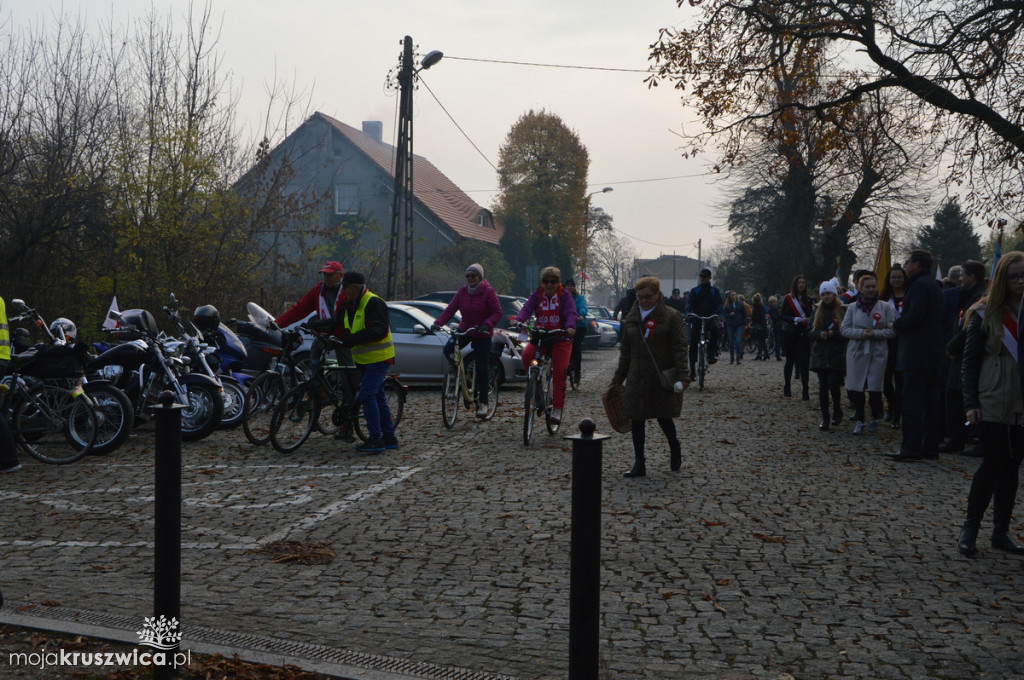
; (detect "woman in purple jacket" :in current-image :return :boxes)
[431,263,503,417]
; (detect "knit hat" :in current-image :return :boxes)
[341,271,366,287]
[466,263,484,279]
[819,279,839,296]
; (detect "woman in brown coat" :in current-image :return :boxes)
[611,276,690,478]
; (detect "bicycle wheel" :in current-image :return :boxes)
[480,358,500,420]
[698,344,707,391]
[83,383,134,455]
[270,383,316,453]
[354,380,406,442]
[544,365,560,435]
[522,368,538,445]
[744,335,756,354]
[316,367,351,435]
[14,384,96,464]
[242,372,285,446]
[441,361,460,429]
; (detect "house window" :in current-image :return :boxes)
[335,184,358,215]
[477,210,493,228]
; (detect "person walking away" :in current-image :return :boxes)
[880,265,907,426]
[685,268,724,378]
[723,290,747,364]
[941,260,987,454]
[334,272,397,453]
[781,275,813,399]
[768,295,784,360]
[0,294,21,473]
[514,267,577,425]
[809,281,847,431]
[957,251,1024,555]
[840,273,895,435]
[750,293,769,360]
[565,279,588,382]
[431,263,502,417]
[890,250,945,461]
[611,277,689,478]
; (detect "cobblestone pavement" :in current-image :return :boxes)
[2,348,1023,679]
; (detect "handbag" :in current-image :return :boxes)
[641,335,676,392]
[601,383,631,434]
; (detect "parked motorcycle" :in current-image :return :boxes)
[89,308,224,441]
[162,294,246,428]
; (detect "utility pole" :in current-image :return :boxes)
[386,36,415,300]
[697,239,702,276]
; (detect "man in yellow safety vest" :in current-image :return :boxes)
[336,272,397,453]
[1,296,22,473]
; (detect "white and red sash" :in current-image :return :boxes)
[785,294,806,324]
[975,309,1019,362]
[317,284,343,320]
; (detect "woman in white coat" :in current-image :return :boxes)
[841,273,896,434]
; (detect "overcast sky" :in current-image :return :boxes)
[6,0,731,263]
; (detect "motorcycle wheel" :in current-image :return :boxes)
[217,377,247,429]
[180,383,225,442]
[84,383,134,455]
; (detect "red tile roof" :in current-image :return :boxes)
[314,112,503,245]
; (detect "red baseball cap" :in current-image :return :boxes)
[319,261,344,274]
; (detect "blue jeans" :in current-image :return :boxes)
[358,361,395,440]
[727,325,744,360]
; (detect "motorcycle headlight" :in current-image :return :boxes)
[99,365,124,381]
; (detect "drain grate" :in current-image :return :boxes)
[1,601,519,680]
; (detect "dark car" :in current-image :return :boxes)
[414,292,524,329]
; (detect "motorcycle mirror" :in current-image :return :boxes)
[108,309,123,321]
[9,299,26,313]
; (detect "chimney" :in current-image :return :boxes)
[362,121,383,144]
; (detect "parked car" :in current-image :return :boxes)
[589,305,621,342]
[286,303,525,384]
[414,291,523,329]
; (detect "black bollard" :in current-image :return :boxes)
[153,390,182,679]
[565,419,609,679]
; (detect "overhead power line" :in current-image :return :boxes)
[445,55,653,74]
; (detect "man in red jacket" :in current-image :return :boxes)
[275,261,348,336]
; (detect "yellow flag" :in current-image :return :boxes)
[873,223,891,289]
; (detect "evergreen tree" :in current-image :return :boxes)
[915,199,982,271]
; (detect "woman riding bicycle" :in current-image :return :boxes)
[431,263,503,417]
[514,267,577,425]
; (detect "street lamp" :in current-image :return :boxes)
[386,38,443,300]
[580,187,613,294]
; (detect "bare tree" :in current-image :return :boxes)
[587,229,639,306]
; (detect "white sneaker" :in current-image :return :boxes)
[550,408,562,424]
[1,464,22,473]
[852,421,864,435]
[476,403,488,417]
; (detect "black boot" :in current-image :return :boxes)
[669,440,682,471]
[802,386,810,401]
[992,527,1024,555]
[624,455,646,478]
[783,382,792,397]
[957,525,979,556]
[819,420,829,431]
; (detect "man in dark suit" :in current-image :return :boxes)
[890,249,945,461]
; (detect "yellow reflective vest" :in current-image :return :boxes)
[343,291,395,364]
[0,297,10,361]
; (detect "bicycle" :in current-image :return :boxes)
[519,325,569,446]
[686,314,718,391]
[0,345,97,464]
[268,328,406,454]
[438,326,499,428]
[241,329,307,446]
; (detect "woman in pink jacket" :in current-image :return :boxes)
[514,266,577,424]
[432,263,503,417]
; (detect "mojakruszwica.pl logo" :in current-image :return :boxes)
[8,614,192,671]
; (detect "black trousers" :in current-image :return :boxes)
[781,331,809,391]
[849,390,884,422]
[570,324,587,373]
[965,423,1024,530]
[815,370,844,419]
[631,418,678,461]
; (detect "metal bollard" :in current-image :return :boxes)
[153,391,182,679]
[565,419,609,679]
